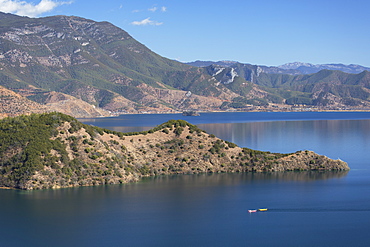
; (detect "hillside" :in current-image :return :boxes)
[0,85,47,117]
[0,12,232,114]
[0,85,112,118]
[199,63,370,110]
[0,112,349,190]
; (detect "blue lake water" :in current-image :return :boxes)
[2,112,370,246]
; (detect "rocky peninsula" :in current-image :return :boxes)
[0,112,349,190]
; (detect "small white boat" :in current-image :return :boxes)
[248,209,257,213]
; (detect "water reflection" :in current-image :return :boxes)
[79,112,370,127]
[198,120,370,150]
[0,170,360,247]
[1,171,349,234]
[144,170,348,186]
[110,126,152,133]
[197,119,370,167]
[2,171,348,200]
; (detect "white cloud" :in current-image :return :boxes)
[133,6,167,13]
[0,0,71,17]
[131,17,163,26]
[148,7,157,12]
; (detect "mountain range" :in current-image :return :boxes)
[1,12,370,118]
[187,61,370,75]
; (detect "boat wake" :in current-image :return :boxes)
[269,208,370,213]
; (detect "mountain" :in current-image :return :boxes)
[1,12,370,116]
[193,61,370,109]
[2,11,295,116]
[278,62,370,74]
[189,60,370,75]
[187,60,301,75]
[256,69,370,107]
[186,60,238,67]
[0,112,349,190]
[0,12,236,115]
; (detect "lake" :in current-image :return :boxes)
[1,112,370,247]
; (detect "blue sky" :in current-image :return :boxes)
[1,0,370,67]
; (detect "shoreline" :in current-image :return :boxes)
[105,109,370,117]
[0,187,15,190]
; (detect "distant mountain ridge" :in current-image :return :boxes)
[278,62,370,74]
[187,60,370,75]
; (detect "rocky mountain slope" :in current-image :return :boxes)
[194,62,370,109]
[0,112,349,190]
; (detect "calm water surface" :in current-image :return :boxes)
[2,112,370,247]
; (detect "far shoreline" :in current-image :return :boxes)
[78,110,370,120]
[95,108,370,118]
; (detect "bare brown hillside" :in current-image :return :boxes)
[0,86,47,117]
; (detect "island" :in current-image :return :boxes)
[0,112,349,190]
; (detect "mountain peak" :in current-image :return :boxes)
[278,62,315,70]
[278,62,370,74]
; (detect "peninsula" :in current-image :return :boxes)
[0,112,349,190]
